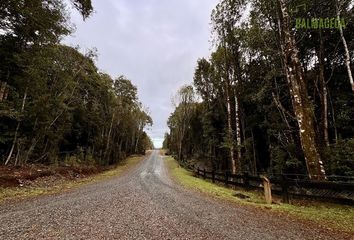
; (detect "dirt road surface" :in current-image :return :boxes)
[0,150,350,239]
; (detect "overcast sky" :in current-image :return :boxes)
[64,0,218,148]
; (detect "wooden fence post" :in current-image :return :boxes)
[261,176,272,204]
[281,174,290,204]
[196,168,200,178]
[203,169,206,179]
[225,171,229,187]
[212,170,215,183]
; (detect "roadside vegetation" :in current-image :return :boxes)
[163,0,354,180]
[0,0,154,169]
[163,1,354,233]
[0,154,146,204]
[164,155,354,233]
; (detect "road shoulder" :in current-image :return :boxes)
[0,154,148,205]
[163,154,354,235]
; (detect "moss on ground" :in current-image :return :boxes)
[0,155,145,204]
[164,155,354,233]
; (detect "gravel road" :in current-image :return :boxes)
[0,150,351,239]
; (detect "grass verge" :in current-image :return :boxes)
[164,155,354,233]
[0,155,145,204]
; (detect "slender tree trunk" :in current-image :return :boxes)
[25,138,39,165]
[105,113,115,159]
[318,31,329,146]
[0,82,7,101]
[251,129,257,175]
[14,143,20,166]
[1,71,10,102]
[178,139,183,162]
[5,125,19,165]
[226,86,237,173]
[328,90,339,144]
[278,0,326,180]
[118,138,122,160]
[134,131,141,153]
[134,124,143,153]
[221,33,238,174]
[234,95,242,161]
[25,108,65,164]
[336,2,354,92]
[131,129,136,152]
[5,88,27,165]
[124,139,129,154]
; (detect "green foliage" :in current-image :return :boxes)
[165,0,354,177]
[71,0,93,19]
[167,85,197,161]
[0,1,153,166]
[325,139,354,176]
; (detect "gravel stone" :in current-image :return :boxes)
[0,150,351,239]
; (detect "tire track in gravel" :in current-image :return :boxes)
[0,150,351,239]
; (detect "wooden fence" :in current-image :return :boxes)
[195,168,354,205]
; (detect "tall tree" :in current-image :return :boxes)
[277,0,326,180]
[169,85,196,162]
[166,0,354,179]
[336,0,354,92]
[0,1,153,167]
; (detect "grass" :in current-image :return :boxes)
[0,155,145,204]
[164,155,354,233]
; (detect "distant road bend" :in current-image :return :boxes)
[0,150,349,239]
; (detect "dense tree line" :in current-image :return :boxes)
[164,0,354,179]
[0,0,153,166]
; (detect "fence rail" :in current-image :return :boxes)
[195,168,354,205]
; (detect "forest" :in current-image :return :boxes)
[0,0,153,167]
[164,0,354,180]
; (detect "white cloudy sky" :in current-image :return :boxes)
[63,0,218,148]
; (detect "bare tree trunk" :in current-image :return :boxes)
[24,110,65,164]
[251,129,257,175]
[105,113,115,159]
[25,139,38,165]
[0,82,7,101]
[134,122,144,153]
[226,87,236,174]
[135,130,141,153]
[328,90,339,144]
[124,139,129,153]
[176,123,185,161]
[220,32,238,174]
[131,128,136,152]
[134,135,139,153]
[118,138,122,159]
[234,95,242,161]
[5,88,27,165]
[178,139,183,162]
[336,2,354,92]
[278,0,326,180]
[14,143,20,166]
[318,31,329,146]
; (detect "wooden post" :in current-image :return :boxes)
[203,169,206,179]
[196,168,200,178]
[212,170,215,183]
[281,174,290,204]
[261,176,272,204]
[225,171,229,186]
